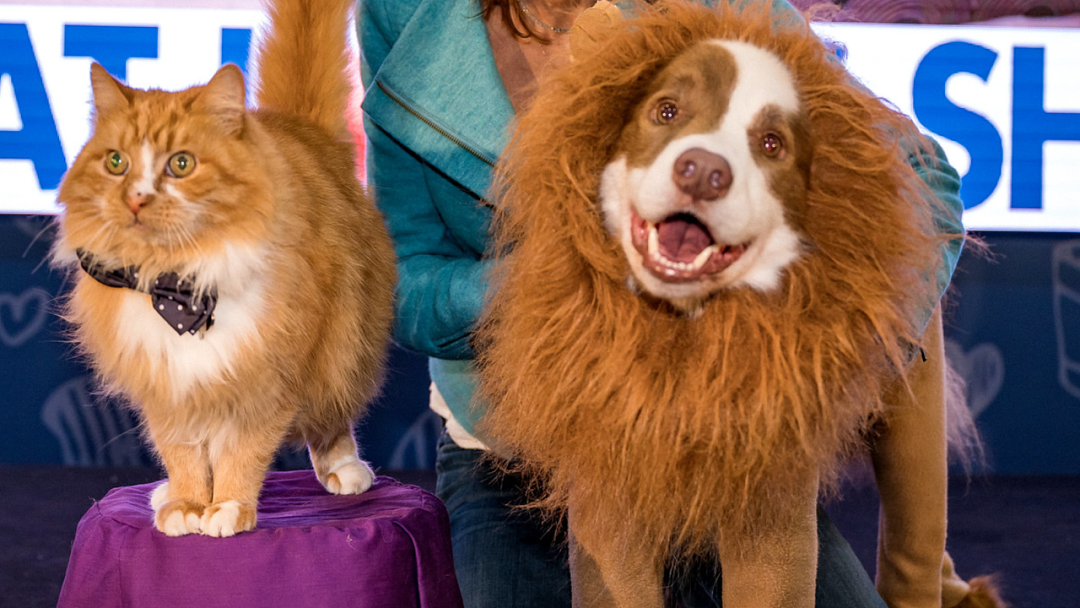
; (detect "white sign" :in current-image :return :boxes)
[1,7,1079,232]
[0,4,265,214]
[815,23,1080,232]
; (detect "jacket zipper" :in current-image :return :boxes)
[375,80,496,169]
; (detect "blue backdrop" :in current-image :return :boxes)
[1,214,1078,474]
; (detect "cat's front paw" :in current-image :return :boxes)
[323,459,375,495]
[151,481,206,536]
[200,500,256,538]
[155,502,206,537]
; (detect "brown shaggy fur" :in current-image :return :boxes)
[476,0,960,558]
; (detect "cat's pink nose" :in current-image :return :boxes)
[127,191,151,215]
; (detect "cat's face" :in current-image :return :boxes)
[58,64,271,268]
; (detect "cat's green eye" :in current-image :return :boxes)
[166,152,196,178]
[104,151,128,175]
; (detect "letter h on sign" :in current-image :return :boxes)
[1011,47,1080,211]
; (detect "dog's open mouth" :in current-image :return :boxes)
[630,208,749,282]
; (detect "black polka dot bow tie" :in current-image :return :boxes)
[76,250,217,336]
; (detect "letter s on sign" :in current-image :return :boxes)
[913,41,1003,211]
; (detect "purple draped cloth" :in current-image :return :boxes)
[57,471,464,608]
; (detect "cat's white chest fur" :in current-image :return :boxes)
[113,243,269,402]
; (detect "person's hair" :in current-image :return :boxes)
[479,0,545,42]
[478,1,658,43]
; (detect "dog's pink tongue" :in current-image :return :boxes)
[657,218,712,262]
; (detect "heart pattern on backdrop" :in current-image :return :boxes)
[945,339,1005,419]
[0,288,51,348]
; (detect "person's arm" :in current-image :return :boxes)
[907,137,966,331]
[358,0,490,360]
[364,122,490,360]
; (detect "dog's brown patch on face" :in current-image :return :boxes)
[618,42,738,168]
[748,104,814,224]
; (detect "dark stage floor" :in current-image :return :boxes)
[1,465,1077,608]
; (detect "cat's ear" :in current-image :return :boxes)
[90,63,133,116]
[195,64,247,136]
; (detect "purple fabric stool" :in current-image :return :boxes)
[57,471,464,608]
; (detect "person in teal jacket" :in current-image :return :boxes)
[357,0,964,606]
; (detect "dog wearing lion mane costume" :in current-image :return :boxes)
[475,2,1005,608]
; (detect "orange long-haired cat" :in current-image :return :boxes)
[51,0,395,538]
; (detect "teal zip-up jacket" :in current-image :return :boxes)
[357,0,965,438]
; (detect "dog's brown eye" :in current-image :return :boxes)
[654,100,679,124]
[762,133,783,157]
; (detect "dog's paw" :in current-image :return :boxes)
[322,459,375,495]
[200,500,256,538]
[154,498,205,537]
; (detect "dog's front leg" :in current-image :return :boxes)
[871,304,949,608]
[567,494,664,608]
[717,474,819,608]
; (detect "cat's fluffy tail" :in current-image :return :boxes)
[252,0,355,138]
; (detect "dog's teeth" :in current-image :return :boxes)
[645,221,727,273]
[691,245,719,270]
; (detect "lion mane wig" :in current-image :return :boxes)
[476,0,959,557]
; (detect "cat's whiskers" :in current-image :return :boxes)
[170,222,204,260]
[80,221,118,261]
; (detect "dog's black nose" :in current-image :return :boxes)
[672,148,732,201]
